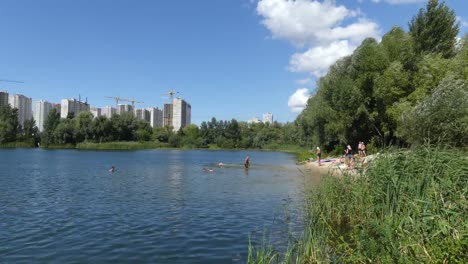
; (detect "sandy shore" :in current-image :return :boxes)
[302,155,371,177]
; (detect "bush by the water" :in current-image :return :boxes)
[248,147,468,263]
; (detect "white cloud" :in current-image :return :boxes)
[456,16,468,28]
[295,78,312,85]
[289,40,355,77]
[257,0,380,77]
[288,88,311,113]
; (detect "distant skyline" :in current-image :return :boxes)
[1,0,467,125]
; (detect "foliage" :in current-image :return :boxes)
[248,147,468,263]
[409,0,459,58]
[0,105,19,143]
[398,77,468,147]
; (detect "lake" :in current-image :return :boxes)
[0,149,317,263]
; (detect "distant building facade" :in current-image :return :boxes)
[60,98,90,119]
[172,98,191,131]
[33,100,53,132]
[263,112,273,124]
[90,107,102,118]
[163,103,173,127]
[148,107,163,128]
[9,94,32,128]
[101,106,116,118]
[135,108,150,123]
[0,91,8,107]
[248,117,261,124]
[117,104,133,115]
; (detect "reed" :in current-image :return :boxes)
[248,146,468,263]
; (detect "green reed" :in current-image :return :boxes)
[248,146,468,263]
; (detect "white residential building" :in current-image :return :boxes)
[101,106,116,118]
[60,98,90,119]
[172,98,191,131]
[148,107,163,128]
[90,107,102,118]
[33,100,53,132]
[117,104,133,115]
[248,117,261,124]
[263,112,273,124]
[9,94,32,128]
[135,108,150,123]
[0,91,8,107]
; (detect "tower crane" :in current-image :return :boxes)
[162,90,179,103]
[0,79,24,84]
[104,96,126,109]
[123,97,144,109]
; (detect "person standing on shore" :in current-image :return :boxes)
[316,147,322,166]
[345,145,354,169]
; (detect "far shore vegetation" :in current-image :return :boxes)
[0,0,467,262]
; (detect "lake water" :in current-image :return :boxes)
[0,149,317,263]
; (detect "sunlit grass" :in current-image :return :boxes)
[248,146,468,263]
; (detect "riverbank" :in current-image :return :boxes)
[249,146,468,263]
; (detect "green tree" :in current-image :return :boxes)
[398,77,468,147]
[75,111,94,142]
[41,108,60,146]
[0,105,19,143]
[409,0,459,58]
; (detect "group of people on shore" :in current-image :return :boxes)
[316,142,367,169]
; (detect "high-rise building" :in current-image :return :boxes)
[148,107,163,128]
[90,107,102,118]
[60,98,90,119]
[117,104,133,115]
[0,91,8,107]
[172,98,191,131]
[135,108,150,122]
[33,100,53,132]
[263,112,273,124]
[248,117,261,124]
[163,103,173,127]
[101,106,116,118]
[9,94,32,128]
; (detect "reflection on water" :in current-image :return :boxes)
[0,149,320,263]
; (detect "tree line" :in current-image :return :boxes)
[295,0,467,152]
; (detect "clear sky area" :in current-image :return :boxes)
[1,0,467,125]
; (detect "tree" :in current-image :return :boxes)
[75,111,94,142]
[0,105,19,143]
[409,0,459,58]
[398,77,468,147]
[41,108,60,146]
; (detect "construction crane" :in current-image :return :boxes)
[162,90,179,103]
[105,96,126,109]
[123,97,144,109]
[0,79,24,83]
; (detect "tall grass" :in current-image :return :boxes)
[248,146,468,263]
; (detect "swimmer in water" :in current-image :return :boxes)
[203,167,214,172]
[109,165,115,173]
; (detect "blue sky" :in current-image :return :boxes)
[0,0,467,125]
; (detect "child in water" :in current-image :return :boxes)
[244,155,250,169]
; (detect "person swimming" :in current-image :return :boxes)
[109,165,115,173]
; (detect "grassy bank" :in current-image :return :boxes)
[76,141,170,150]
[248,146,468,263]
[0,141,35,148]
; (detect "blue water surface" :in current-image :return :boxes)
[0,149,313,263]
